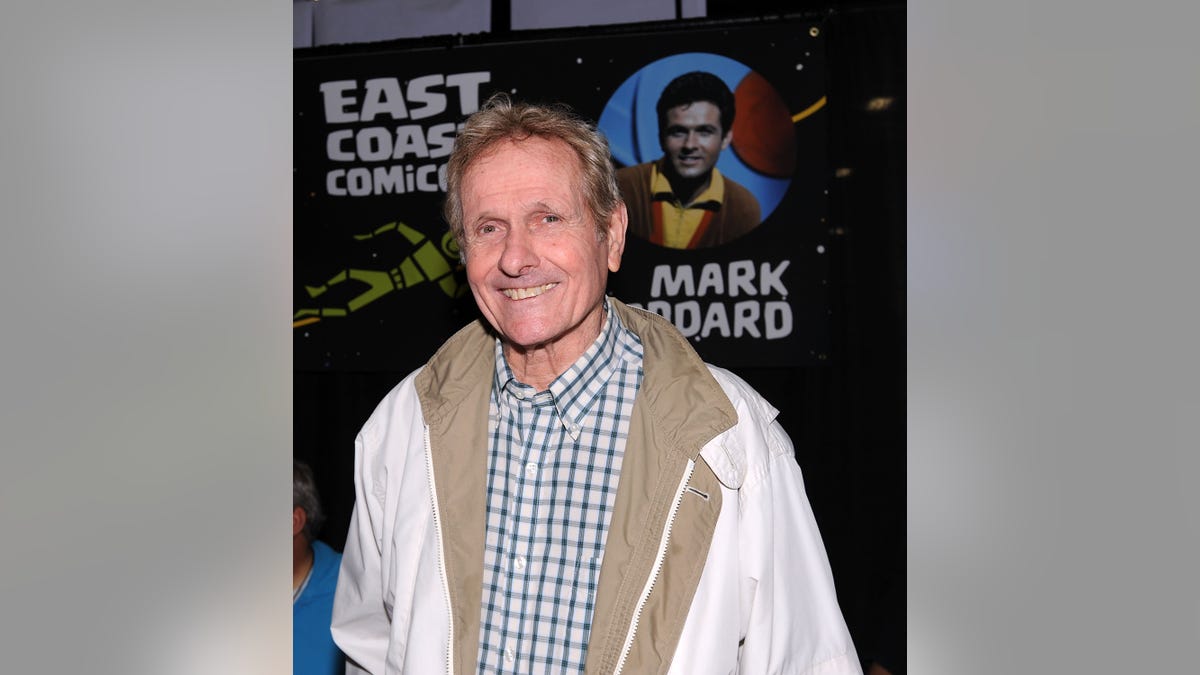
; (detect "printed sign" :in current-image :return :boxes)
[295,22,830,371]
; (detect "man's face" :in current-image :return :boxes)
[660,101,731,181]
[461,136,626,360]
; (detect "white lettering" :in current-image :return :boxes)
[326,169,346,196]
[326,163,448,197]
[728,260,756,297]
[642,299,792,340]
[417,164,439,191]
[759,261,790,296]
[644,261,793,338]
[651,260,790,299]
[733,301,761,338]
[426,122,460,159]
[320,80,358,123]
[445,71,492,114]
[355,127,393,162]
[346,168,372,196]
[650,264,695,297]
[406,74,447,120]
[319,72,491,124]
[326,129,355,162]
[392,125,430,160]
[701,303,730,338]
[765,301,793,339]
[372,165,405,194]
[674,301,701,337]
[327,125,460,163]
[360,78,408,122]
[696,263,724,296]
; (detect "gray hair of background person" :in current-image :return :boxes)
[293,461,325,542]
[443,93,624,254]
[655,71,737,136]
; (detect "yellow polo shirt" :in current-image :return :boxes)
[650,164,726,250]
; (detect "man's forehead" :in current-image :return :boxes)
[665,101,721,124]
[476,135,572,162]
[461,138,586,214]
[465,136,580,181]
[477,194,580,214]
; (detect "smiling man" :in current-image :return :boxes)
[331,95,860,675]
[617,71,762,249]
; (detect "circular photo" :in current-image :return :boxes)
[599,53,795,250]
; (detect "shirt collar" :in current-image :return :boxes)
[650,161,726,209]
[491,298,630,441]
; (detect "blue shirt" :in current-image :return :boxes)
[294,540,346,675]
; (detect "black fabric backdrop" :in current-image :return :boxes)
[294,6,904,672]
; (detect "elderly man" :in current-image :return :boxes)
[332,95,860,674]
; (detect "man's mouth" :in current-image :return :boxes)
[502,282,558,300]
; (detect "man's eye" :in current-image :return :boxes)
[479,223,498,234]
[543,215,560,223]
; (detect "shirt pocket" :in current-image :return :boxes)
[549,554,602,665]
[570,554,602,613]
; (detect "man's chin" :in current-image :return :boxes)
[671,162,709,179]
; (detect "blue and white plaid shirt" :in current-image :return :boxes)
[477,301,644,674]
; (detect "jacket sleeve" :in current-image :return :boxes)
[331,422,392,675]
[737,418,863,675]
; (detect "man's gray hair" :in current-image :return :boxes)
[293,460,325,542]
[443,93,623,255]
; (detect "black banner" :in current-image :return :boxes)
[295,21,830,371]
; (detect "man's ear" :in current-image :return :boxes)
[720,129,733,151]
[606,202,628,273]
[292,506,306,538]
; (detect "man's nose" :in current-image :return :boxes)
[498,225,539,277]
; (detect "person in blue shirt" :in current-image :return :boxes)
[294,461,346,675]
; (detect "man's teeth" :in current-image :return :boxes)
[503,283,557,300]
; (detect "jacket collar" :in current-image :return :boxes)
[416,297,739,479]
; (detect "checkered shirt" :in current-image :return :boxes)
[476,302,644,674]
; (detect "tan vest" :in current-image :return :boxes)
[414,299,737,673]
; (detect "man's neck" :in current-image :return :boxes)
[662,165,712,207]
[502,304,606,391]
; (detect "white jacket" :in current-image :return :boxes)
[332,300,862,674]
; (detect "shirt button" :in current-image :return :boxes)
[525,462,537,477]
[504,647,515,663]
[514,555,526,572]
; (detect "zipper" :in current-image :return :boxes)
[424,425,455,675]
[613,458,696,675]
